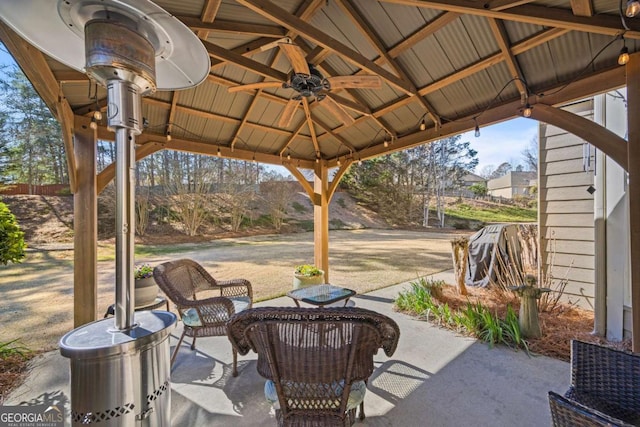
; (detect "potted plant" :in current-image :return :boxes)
[293,264,325,289]
[134,263,159,307]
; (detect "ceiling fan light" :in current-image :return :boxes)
[627,0,640,17]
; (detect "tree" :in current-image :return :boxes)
[521,136,538,172]
[0,67,67,187]
[261,178,295,232]
[342,135,478,227]
[0,201,26,265]
[490,162,513,179]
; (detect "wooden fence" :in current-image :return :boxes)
[0,184,70,196]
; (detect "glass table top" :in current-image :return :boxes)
[287,284,356,306]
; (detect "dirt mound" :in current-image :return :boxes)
[2,195,74,244]
[2,192,387,245]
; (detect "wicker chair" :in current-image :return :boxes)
[227,306,400,427]
[153,259,253,376]
[548,340,640,426]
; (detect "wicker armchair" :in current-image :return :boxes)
[548,340,640,426]
[153,259,253,375]
[227,306,400,427]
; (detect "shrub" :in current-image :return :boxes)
[0,201,26,265]
[291,201,308,213]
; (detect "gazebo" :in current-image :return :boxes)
[1,0,639,350]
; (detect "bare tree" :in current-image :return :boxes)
[261,179,295,232]
[521,136,538,172]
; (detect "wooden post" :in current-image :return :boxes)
[313,162,330,283]
[73,119,98,326]
[628,53,640,353]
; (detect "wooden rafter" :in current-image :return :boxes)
[236,0,416,95]
[488,18,527,98]
[372,27,570,119]
[308,111,357,153]
[570,0,594,17]
[388,12,460,58]
[180,17,285,38]
[344,65,626,168]
[166,91,180,137]
[204,39,288,82]
[377,0,640,38]
[277,119,307,156]
[337,0,440,125]
[283,163,315,200]
[197,0,223,38]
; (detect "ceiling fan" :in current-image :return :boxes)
[228,38,382,128]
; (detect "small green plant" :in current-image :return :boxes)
[0,201,26,265]
[0,339,31,359]
[336,198,347,208]
[396,285,529,353]
[134,264,154,280]
[294,264,323,277]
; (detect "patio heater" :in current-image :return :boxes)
[0,1,209,425]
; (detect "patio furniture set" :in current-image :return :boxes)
[152,258,399,426]
[149,258,639,426]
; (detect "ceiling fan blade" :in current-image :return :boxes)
[326,75,382,89]
[279,43,310,75]
[228,81,283,93]
[321,95,355,126]
[278,98,299,128]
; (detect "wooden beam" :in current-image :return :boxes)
[388,12,460,58]
[177,16,286,38]
[570,0,594,17]
[236,0,416,95]
[328,160,352,200]
[277,119,307,155]
[530,104,627,170]
[373,27,570,118]
[377,0,640,38]
[57,99,77,193]
[488,18,527,97]
[627,52,640,353]
[354,65,627,166]
[196,0,222,40]
[308,109,357,152]
[313,162,330,281]
[73,118,97,326]
[203,39,288,82]
[0,21,60,119]
[337,0,440,124]
[97,142,163,194]
[284,163,314,199]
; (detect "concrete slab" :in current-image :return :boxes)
[6,272,570,426]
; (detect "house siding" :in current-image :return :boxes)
[539,100,595,309]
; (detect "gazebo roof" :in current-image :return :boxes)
[1,0,635,170]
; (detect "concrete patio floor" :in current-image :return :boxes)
[7,271,570,426]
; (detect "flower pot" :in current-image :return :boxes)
[292,270,325,290]
[135,276,159,307]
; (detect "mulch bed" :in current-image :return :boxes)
[0,353,34,405]
[432,285,631,362]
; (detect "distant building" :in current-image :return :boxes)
[486,171,536,198]
[459,172,486,188]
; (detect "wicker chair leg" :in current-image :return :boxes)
[359,401,365,421]
[190,336,197,350]
[232,348,238,377]
[171,332,187,367]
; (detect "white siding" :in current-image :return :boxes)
[539,100,595,308]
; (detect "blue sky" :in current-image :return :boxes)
[0,43,535,175]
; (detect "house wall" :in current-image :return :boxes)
[539,99,596,309]
[594,90,631,340]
